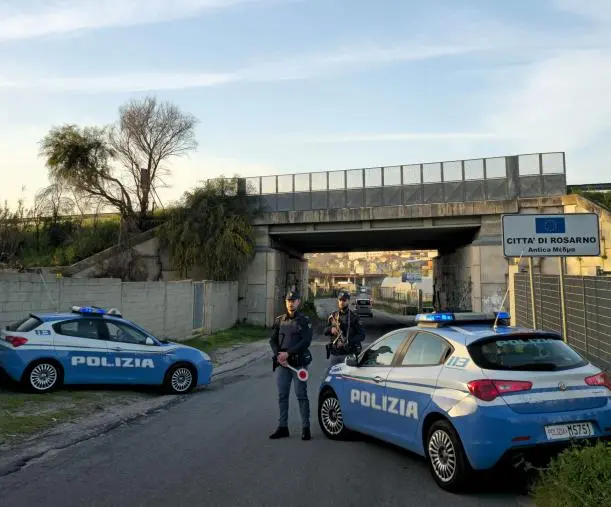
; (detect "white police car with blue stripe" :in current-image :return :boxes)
[0,306,213,394]
[317,311,611,492]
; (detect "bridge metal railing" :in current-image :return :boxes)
[240,152,566,212]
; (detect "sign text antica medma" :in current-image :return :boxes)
[506,236,598,254]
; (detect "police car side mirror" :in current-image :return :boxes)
[145,337,156,346]
[345,355,358,367]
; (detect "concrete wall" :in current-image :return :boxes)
[0,272,194,341]
[202,281,239,334]
[562,194,611,276]
[238,249,300,327]
[433,246,474,312]
[433,213,510,315]
[236,227,309,327]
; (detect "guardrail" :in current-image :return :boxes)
[241,152,567,212]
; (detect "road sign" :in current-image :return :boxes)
[402,272,422,283]
[502,213,600,257]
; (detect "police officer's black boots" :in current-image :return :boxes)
[301,427,311,440]
[269,426,289,439]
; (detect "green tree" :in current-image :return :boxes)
[158,176,264,280]
[39,96,199,233]
[579,190,611,210]
[39,124,133,220]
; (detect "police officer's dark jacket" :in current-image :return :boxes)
[324,307,365,356]
[270,311,313,366]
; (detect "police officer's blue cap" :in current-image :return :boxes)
[285,290,300,300]
[338,290,350,300]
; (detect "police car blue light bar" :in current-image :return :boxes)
[495,311,510,320]
[71,305,107,315]
[415,313,455,323]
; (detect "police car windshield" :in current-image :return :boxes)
[467,333,588,372]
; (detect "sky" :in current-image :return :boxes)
[1,0,610,209]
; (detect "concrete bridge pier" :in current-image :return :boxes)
[238,226,308,327]
[433,216,508,314]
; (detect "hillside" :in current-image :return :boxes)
[305,250,437,276]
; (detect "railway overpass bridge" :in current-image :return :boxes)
[236,152,570,326]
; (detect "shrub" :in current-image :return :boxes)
[531,440,611,507]
[300,297,320,322]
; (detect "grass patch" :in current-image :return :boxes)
[0,386,152,444]
[1,408,80,438]
[530,440,611,506]
[19,218,122,267]
[0,390,101,443]
[183,324,270,355]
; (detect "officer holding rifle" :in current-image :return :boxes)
[324,290,366,368]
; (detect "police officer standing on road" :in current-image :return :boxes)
[269,289,313,441]
[324,290,366,368]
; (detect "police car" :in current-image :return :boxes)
[317,312,611,492]
[0,306,213,394]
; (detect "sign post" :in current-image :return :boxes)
[528,257,537,329]
[502,213,601,341]
[558,257,567,340]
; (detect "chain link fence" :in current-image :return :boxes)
[514,273,611,370]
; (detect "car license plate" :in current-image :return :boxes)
[544,422,594,441]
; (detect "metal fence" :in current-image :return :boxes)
[375,286,422,305]
[241,152,567,212]
[514,273,611,370]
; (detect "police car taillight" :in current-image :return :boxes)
[467,379,532,402]
[5,335,28,347]
[585,372,611,391]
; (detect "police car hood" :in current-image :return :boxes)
[162,341,192,350]
[161,341,209,358]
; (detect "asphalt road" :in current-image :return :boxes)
[0,302,531,507]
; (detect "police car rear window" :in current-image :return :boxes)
[467,333,588,371]
[5,316,42,332]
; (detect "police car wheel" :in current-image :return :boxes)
[426,420,471,492]
[23,360,62,393]
[164,364,196,394]
[318,390,348,440]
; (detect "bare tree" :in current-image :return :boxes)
[39,97,199,236]
[108,96,198,227]
[36,183,75,220]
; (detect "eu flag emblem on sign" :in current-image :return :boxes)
[535,217,566,234]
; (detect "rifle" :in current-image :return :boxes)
[325,311,350,358]
[330,312,347,346]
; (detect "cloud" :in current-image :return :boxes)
[0,0,277,41]
[288,132,502,144]
[483,49,611,150]
[2,72,238,93]
[477,48,611,182]
[0,42,487,94]
[553,0,611,23]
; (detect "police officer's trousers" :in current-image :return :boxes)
[276,365,310,428]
